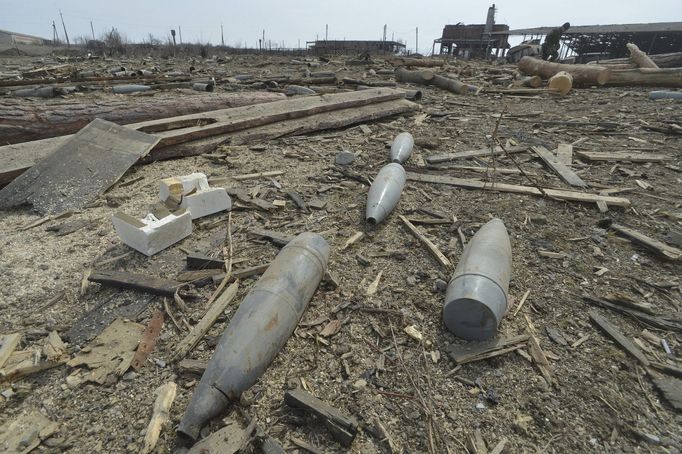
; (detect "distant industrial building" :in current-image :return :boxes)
[307,40,406,55]
[493,22,682,61]
[433,4,510,58]
[0,29,49,46]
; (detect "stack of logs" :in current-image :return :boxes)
[517,44,682,93]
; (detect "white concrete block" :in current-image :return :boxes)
[159,173,231,219]
[112,209,192,256]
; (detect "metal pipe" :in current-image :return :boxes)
[191,83,214,92]
[177,232,330,442]
[649,90,682,100]
[389,132,414,164]
[443,218,511,340]
[12,86,55,97]
[112,84,151,94]
[365,163,405,225]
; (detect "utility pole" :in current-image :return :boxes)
[221,23,225,46]
[52,21,59,45]
[383,24,387,42]
[325,24,328,41]
[415,27,418,54]
[90,21,95,41]
[178,26,183,44]
[298,39,300,49]
[59,10,70,48]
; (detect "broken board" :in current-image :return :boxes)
[406,172,630,207]
[0,118,159,214]
[532,145,588,188]
[575,150,671,162]
[426,145,528,164]
[0,410,58,454]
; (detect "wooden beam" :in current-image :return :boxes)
[398,215,452,268]
[589,310,650,366]
[555,143,573,166]
[610,223,682,261]
[406,172,630,208]
[170,281,239,362]
[532,145,588,188]
[88,270,185,297]
[284,388,359,447]
[426,145,528,164]
[575,151,670,162]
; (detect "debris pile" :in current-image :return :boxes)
[0,44,680,453]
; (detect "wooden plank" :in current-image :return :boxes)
[284,388,359,447]
[249,229,295,247]
[532,145,588,188]
[582,295,682,333]
[186,253,225,270]
[589,310,650,366]
[426,145,527,164]
[406,172,631,207]
[555,143,573,166]
[609,223,682,261]
[652,377,682,411]
[0,334,21,370]
[398,215,452,268]
[446,335,530,365]
[0,119,159,214]
[575,150,671,162]
[170,281,239,362]
[89,270,185,297]
[233,263,271,279]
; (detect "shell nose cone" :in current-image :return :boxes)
[365,203,387,224]
[176,383,230,443]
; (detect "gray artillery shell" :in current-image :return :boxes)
[389,132,414,164]
[13,86,55,98]
[177,232,330,442]
[365,163,406,225]
[443,218,511,340]
[112,84,151,94]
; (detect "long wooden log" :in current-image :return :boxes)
[0,89,413,186]
[518,56,611,86]
[589,51,682,69]
[605,68,682,87]
[389,57,445,67]
[0,92,285,144]
[626,43,659,69]
[395,68,477,94]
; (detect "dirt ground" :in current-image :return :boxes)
[0,52,680,454]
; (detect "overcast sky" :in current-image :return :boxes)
[1,0,679,54]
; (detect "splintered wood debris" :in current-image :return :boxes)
[1,49,681,453]
[66,319,144,385]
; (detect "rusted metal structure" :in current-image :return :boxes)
[433,4,510,58]
[493,22,682,61]
[307,39,406,55]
